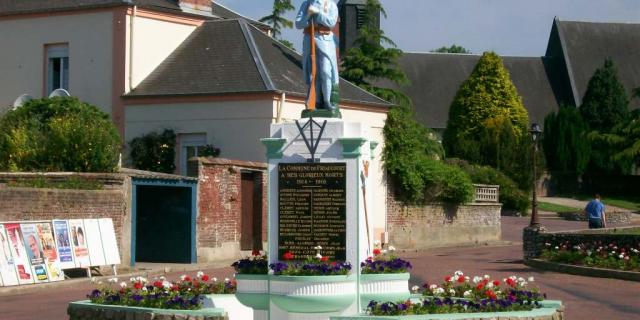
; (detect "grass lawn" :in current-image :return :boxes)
[573,195,640,212]
[538,201,581,213]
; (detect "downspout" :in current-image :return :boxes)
[128,5,137,92]
[276,92,285,123]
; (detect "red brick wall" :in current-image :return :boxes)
[0,187,127,254]
[196,158,267,252]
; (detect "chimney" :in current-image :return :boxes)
[338,0,380,57]
[178,0,212,16]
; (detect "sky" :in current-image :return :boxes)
[216,0,640,56]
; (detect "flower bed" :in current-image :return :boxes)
[231,250,270,311]
[86,272,235,310]
[540,241,640,271]
[359,245,412,305]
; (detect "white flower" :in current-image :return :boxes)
[160,276,166,280]
[487,282,494,288]
[452,275,460,282]
[528,276,535,282]
[429,284,438,290]
[554,246,559,250]
[213,277,218,282]
[434,287,445,295]
[316,253,323,259]
[224,278,230,282]
[388,246,396,252]
[180,275,187,281]
[374,240,381,246]
[314,245,323,250]
[98,281,103,285]
[381,249,388,254]
[130,277,136,282]
[464,276,470,281]
[197,271,204,279]
[142,287,148,292]
[411,285,420,292]
[108,277,118,283]
[120,282,127,288]
[484,274,490,279]
[449,289,456,295]
[162,281,172,289]
[619,254,625,259]
[454,270,464,276]
[91,277,97,283]
[463,290,472,297]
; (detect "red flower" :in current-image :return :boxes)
[252,249,261,256]
[476,283,484,290]
[373,248,381,255]
[201,275,210,282]
[444,276,451,282]
[457,276,465,283]
[184,276,192,282]
[171,285,179,291]
[133,282,143,290]
[153,281,163,288]
[320,256,329,262]
[493,280,500,286]
[506,278,516,287]
[283,251,294,260]
[486,290,497,300]
[331,261,337,266]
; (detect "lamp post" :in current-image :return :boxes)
[529,123,542,227]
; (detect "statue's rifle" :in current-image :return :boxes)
[308,21,317,110]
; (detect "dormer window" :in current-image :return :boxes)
[46,44,69,95]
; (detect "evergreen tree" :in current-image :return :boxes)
[543,105,590,175]
[260,0,295,43]
[587,114,640,174]
[580,59,629,131]
[341,0,407,103]
[431,44,471,54]
[443,52,529,159]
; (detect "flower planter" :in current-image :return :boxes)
[233,274,270,310]
[67,300,228,320]
[202,294,253,320]
[269,275,356,313]
[360,273,411,305]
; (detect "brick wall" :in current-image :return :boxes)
[0,173,129,264]
[195,158,267,262]
[387,185,502,249]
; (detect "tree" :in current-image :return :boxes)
[129,129,177,174]
[431,44,471,54]
[0,97,120,172]
[260,0,295,44]
[443,51,529,160]
[580,59,629,132]
[587,114,640,174]
[543,105,590,175]
[341,0,407,103]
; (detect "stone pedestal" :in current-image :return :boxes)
[261,118,376,319]
[523,225,547,260]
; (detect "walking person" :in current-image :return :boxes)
[585,194,606,229]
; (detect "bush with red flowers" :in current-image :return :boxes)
[540,241,640,271]
[361,245,412,274]
[231,250,268,274]
[87,272,236,310]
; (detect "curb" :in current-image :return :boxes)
[525,259,640,282]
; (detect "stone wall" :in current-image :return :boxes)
[0,173,131,265]
[387,186,502,249]
[557,211,632,224]
[67,303,228,320]
[195,158,267,262]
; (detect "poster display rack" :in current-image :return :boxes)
[0,218,121,287]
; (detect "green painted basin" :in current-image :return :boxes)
[269,275,356,313]
[360,273,411,306]
[234,274,270,311]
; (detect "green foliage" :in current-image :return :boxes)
[443,52,532,188]
[0,97,120,172]
[8,176,103,190]
[543,105,590,175]
[341,0,408,103]
[580,59,629,131]
[587,113,640,174]
[260,0,295,42]
[129,129,176,174]
[447,159,530,214]
[431,44,471,54]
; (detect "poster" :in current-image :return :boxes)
[52,220,75,269]
[98,219,121,265]
[68,219,90,268]
[20,223,49,283]
[0,225,19,286]
[36,223,64,281]
[4,224,34,285]
[83,219,106,266]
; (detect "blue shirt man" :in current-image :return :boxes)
[585,194,606,229]
[295,0,340,110]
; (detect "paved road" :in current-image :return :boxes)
[1,216,638,319]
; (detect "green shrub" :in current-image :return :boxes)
[0,97,120,172]
[129,129,176,174]
[543,105,590,175]
[580,59,629,132]
[447,159,530,214]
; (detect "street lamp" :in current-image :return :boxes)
[529,123,542,227]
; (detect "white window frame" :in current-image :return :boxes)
[46,44,69,94]
[179,133,207,176]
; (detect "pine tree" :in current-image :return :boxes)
[260,0,295,43]
[543,105,590,175]
[580,59,629,131]
[443,52,530,159]
[587,114,640,174]
[340,0,407,103]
